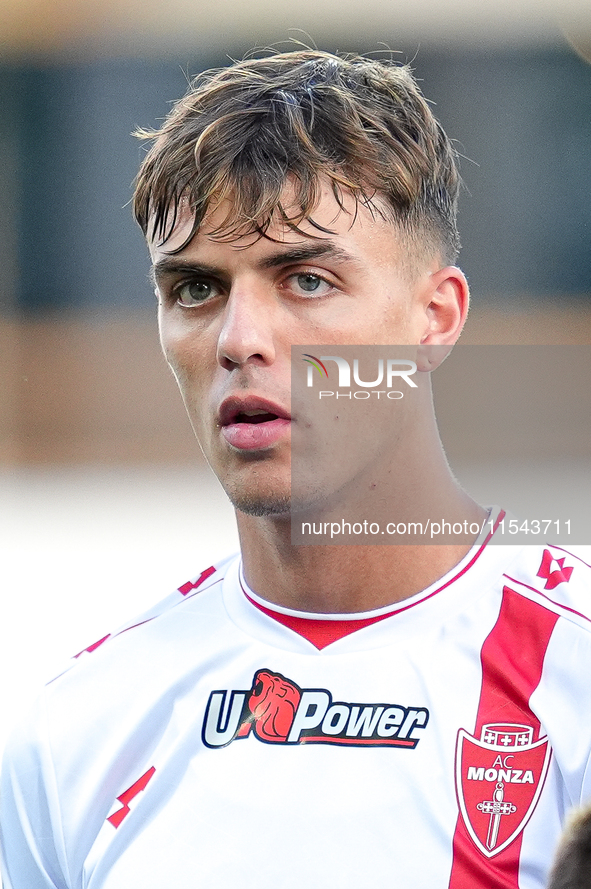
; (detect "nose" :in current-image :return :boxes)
[216,281,276,370]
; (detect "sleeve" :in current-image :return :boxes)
[0,694,70,889]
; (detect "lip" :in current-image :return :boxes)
[218,395,291,451]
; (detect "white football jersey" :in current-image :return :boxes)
[2,520,591,889]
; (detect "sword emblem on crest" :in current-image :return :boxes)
[477,782,517,850]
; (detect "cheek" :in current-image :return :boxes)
[381,291,424,343]
[159,319,211,402]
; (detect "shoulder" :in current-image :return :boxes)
[499,544,591,630]
[1,555,240,816]
[21,553,241,745]
[0,555,240,853]
[499,546,591,788]
[53,553,237,677]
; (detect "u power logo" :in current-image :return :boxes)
[202,669,429,749]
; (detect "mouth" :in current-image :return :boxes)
[233,410,281,425]
[218,398,291,451]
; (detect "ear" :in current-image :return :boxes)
[413,266,469,373]
[419,266,470,346]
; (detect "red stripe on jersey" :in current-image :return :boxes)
[503,574,591,626]
[178,566,216,596]
[448,586,559,889]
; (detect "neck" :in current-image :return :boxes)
[236,409,487,613]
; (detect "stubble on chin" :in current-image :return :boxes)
[225,486,292,518]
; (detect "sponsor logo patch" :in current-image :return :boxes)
[455,723,552,857]
[537,549,574,590]
[202,669,429,749]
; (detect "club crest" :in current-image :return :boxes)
[455,723,552,857]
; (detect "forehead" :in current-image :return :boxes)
[148,180,404,265]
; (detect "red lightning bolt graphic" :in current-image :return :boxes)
[178,566,216,596]
[107,766,156,828]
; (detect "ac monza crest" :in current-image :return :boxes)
[455,723,552,858]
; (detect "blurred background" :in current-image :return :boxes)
[1,0,590,751]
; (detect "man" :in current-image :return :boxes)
[1,50,590,889]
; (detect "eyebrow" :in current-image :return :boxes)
[151,242,358,285]
[150,259,219,286]
[258,243,358,269]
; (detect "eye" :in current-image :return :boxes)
[174,279,221,307]
[287,273,332,297]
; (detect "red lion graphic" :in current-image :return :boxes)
[247,670,301,742]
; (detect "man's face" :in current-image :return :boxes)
[151,183,443,517]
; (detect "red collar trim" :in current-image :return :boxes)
[242,592,396,649]
[242,510,504,650]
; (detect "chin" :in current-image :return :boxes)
[226,487,292,518]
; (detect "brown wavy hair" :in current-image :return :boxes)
[133,50,461,262]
